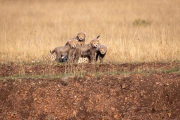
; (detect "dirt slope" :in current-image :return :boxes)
[0,62,180,120]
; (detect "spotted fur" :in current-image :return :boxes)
[77,57,89,64]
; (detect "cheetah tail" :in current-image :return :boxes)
[96,35,100,39]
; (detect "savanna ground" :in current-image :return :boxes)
[0,0,180,119]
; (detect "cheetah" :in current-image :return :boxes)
[96,44,107,63]
[50,40,79,63]
[76,35,100,63]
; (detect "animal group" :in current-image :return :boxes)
[50,32,107,64]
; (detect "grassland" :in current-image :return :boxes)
[0,0,180,63]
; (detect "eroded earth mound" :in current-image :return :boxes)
[0,62,180,119]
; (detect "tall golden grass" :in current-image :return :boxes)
[0,0,180,63]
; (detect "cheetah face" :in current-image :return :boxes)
[90,39,99,48]
[99,48,107,54]
[98,45,107,54]
[68,40,77,48]
[77,32,86,41]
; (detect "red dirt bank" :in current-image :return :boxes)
[0,62,180,119]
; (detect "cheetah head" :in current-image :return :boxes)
[68,40,78,49]
[77,32,86,41]
[98,45,107,55]
[90,39,100,48]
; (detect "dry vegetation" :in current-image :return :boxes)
[0,0,180,63]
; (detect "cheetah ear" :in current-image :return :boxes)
[83,32,86,37]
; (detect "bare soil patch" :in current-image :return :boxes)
[0,62,180,119]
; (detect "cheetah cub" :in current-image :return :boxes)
[96,44,107,63]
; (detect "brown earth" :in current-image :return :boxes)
[0,62,180,120]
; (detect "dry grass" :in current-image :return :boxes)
[0,0,180,63]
